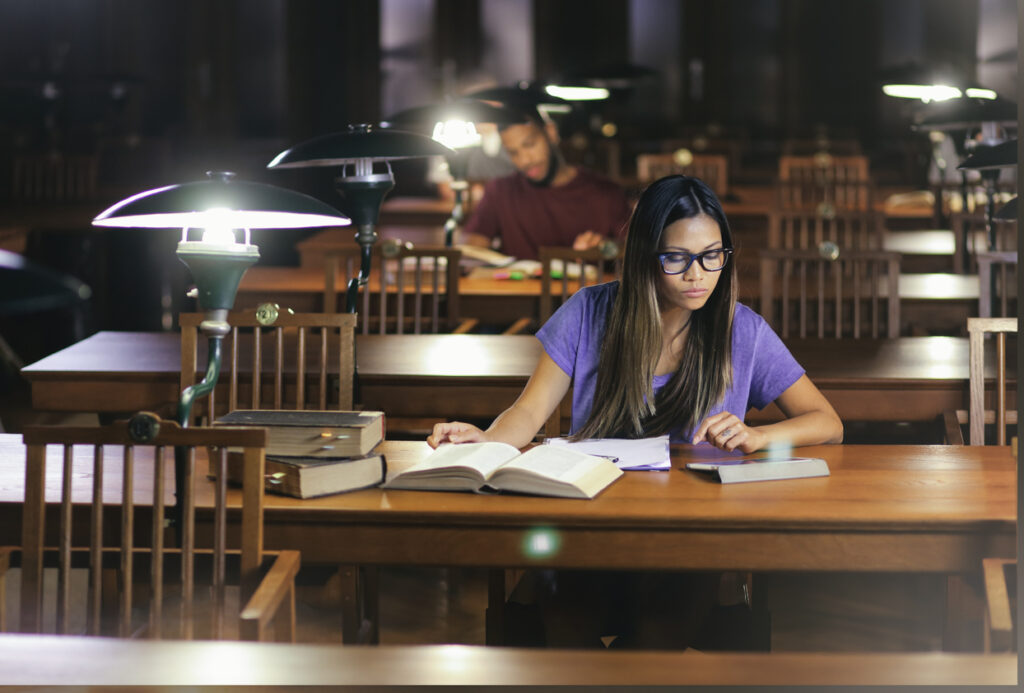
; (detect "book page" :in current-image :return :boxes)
[406,442,521,478]
[501,445,602,482]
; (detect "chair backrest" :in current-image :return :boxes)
[323,244,470,334]
[767,208,885,250]
[635,152,729,196]
[966,317,1017,446]
[949,212,1017,274]
[10,153,99,202]
[179,309,355,421]
[758,248,901,339]
[776,154,873,212]
[982,556,1016,652]
[538,245,623,324]
[976,251,1018,318]
[18,414,270,639]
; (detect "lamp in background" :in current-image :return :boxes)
[92,170,351,527]
[957,137,1019,248]
[268,124,452,312]
[383,100,526,247]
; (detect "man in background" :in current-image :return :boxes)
[462,107,632,260]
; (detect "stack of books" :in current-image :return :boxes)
[216,410,386,498]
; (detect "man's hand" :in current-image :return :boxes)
[572,230,603,250]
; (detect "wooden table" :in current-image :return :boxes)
[22,331,1014,425]
[0,437,1015,647]
[0,634,1014,685]
[2,437,1013,573]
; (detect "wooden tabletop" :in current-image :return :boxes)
[21,331,1014,423]
[0,634,1014,685]
[0,437,1014,574]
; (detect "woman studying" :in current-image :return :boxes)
[427,175,844,649]
[428,174,843,452]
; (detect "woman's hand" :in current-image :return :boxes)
[692,412,766,453]
[427,421,488,448]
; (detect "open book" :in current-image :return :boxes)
[384,442,623,499]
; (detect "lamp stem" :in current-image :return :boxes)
[346,236,374,313]
[444,182,467,247]
[173,334,223,539]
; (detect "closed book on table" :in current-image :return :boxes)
[226,449,387,498]
[215,410,384,458]
[685,456,829,483]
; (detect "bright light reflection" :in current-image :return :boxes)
[94,209,349,229]
[920,337,961,378]
[435,645,473,674]
[882,84,961,102]
[200,208,243,246]
[522,527,561,559]
[432,119,481,149]
[965,87,997,100]
[545,85,610,101]
[424,339,488,374]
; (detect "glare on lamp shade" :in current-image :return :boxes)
[881,83,962,102]
[544,85,610,101]
[267,124,455,171]
[92,172,350,229]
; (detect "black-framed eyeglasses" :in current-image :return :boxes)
[657,248,733,275]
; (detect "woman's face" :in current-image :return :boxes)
[655,213,726,314]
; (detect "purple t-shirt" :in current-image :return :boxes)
[536,281,805,442]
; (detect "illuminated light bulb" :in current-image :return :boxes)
[432,119,481,150]
[965,87,997,100]
[544,85,610,101]
[882,84,961,103]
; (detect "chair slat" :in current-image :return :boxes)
[58,445,74,634]
[120,446,134,637]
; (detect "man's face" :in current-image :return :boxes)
[500,122,557,185]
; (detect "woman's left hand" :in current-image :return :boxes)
[692,412,766,453]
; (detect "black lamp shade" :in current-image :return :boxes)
[913,97,1017,131]
[957,139,1018,169]
[92,174,350,229]
[383,99,528,128]
[0,249,91,317]
[549,63,658,90]
[995,196,1018,221]
[268,124,454,169]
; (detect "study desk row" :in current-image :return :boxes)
[21,331,1016,426]
[0,437,1015,648]
[0,634,1015,685]
[233,263,982,335]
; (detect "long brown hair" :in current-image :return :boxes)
[574,175,738,439]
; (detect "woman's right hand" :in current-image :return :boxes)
[427,421,488,448]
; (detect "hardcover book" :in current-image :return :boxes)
[215,410,384,458]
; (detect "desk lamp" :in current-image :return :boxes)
[382,99,526,246]
[958,137,1018,236]
[912,96,1017,255]
[92,171,351,527]
[268,124,452,311]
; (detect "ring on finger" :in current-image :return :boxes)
[721,428,732,438]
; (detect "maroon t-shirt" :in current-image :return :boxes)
[464,168,632,260]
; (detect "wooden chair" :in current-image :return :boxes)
[323,244,478,334]
[179,309,356,423]
[943,317,1016,446]
[11,152,99,202]
[975,251,1017,318]
[767,208,885,251]
[982,557,1016,652]
[635,152,729,197]
[949,212,1016,274]
[10,413,299,641]
[776,154,873,212]
[758,249,901,339]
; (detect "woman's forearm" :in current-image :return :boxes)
[484,404,549,449]
[752,409,844,449]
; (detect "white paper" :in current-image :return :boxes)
[545,435,671,470]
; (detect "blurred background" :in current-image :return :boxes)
[0,0,1018,360]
